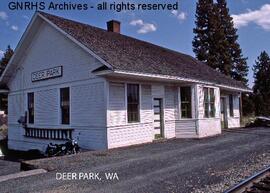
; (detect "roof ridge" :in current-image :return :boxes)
[38,11,249,90]
[39,12,199,60]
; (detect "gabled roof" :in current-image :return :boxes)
[2,11,251,92]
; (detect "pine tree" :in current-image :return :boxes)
[253,51,270,116]
[210,3,231,75]
[193,0,215,67]
[216,0,249,84]
[193,0,249,83]
[0,45,14,77]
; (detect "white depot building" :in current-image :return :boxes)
[0,12,251,152]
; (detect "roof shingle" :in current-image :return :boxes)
[40,12,249,90]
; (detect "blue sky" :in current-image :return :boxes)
[0,0,270,87]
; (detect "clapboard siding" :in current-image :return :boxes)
[8,19,103,92]
[8,94,24,125]
[164,86,177,138]
[152,85,164,98]
[7,20,107,151]
[107,82,154,148]
[196,84,221,137]
[71,82,105,127]
[108,123,153,149]
[35,89,59,126]
[221,93,241,128]
[108,83,126,126]
[141,85,153,123]
[73,127,106,150]
[175,120,197,138]
[198,118,221,137]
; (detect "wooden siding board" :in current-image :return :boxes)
[71,82,105,127]
[7,20,107,151]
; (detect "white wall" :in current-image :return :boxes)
[175,120,197,138]
[107,82,153,148]
[164,86,177,138]
[223,94,241,128]
[196,84,222,137]
[8,21,107,151]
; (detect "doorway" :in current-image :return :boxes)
[221,97,228,129]
[153,98,164,139]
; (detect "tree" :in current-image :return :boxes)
[193,0,249,83]
[216,0,249,84]
[253,51,270,116]
[193,0,215,66]
[0,45,14,77]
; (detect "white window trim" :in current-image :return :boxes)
[179,86,193,119]
[203,87,216,118]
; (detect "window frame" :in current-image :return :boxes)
[126,83,140,123]
[27,92,34,124]
[180,86,192,119]
[204,87,216,118]
[60,87,70,125]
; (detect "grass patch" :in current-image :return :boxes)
[155,134,163,140]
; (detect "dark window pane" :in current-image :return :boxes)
[181,87,192,118]
[204,102,209,118]
[60,87,70,124]
[204,88,209,118]
[28,92,34,124]
[229,95,234,117]
[210,103,215,117]
[210,88,215,117]
[210,88,215,102]
[127,84,139,123]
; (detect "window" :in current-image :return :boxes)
[204,88,215,118]
[180,87,192,118]
[127,84,140,123]
[229,95,234,117]
[60,87,70,124]
[28,92,34,124]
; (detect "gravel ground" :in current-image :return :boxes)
[192,152,270,193]
[0,159,21,176]
[0,127,269,193]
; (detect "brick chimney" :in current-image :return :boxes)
[107,20,121,33]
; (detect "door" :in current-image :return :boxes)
[221,97,228,129]
[153,98,164,139]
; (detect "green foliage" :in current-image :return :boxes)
[253,51,270,116]
[0,45,14,77]
[193,0,248,83]
[242,94,254,116]
[193,0,214,65]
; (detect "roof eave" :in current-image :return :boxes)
[94,69,252,93]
